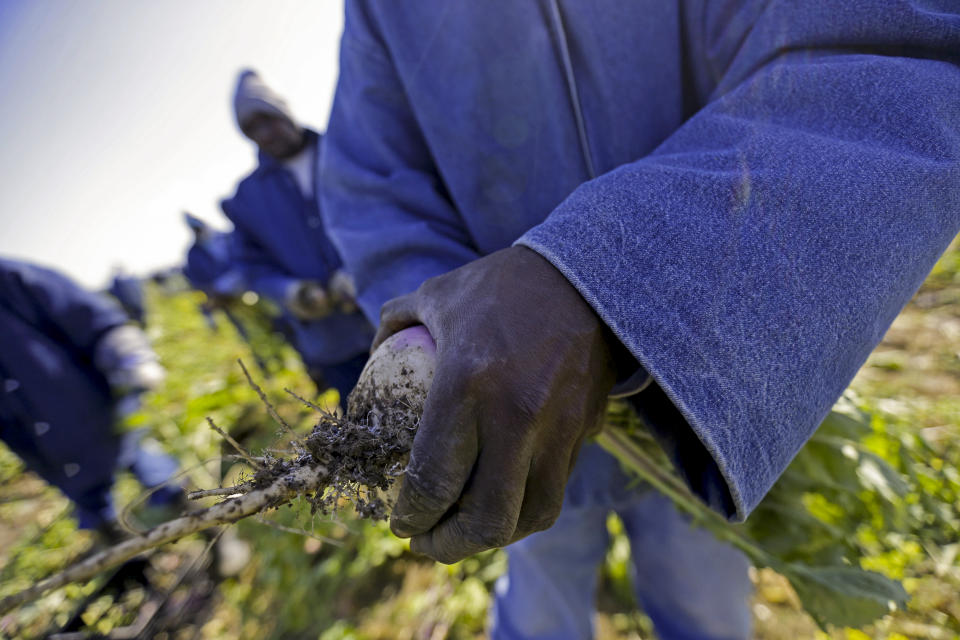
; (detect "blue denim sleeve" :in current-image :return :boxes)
[221,195,298,304]
[518,3,960,519]
[0,259,128,358]
[319,3,481,325]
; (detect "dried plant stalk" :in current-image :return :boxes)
[0,461,328,615]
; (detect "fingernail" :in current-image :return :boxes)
[390,512,416,537]
[409,535,435,560]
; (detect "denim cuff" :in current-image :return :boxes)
[515,233,745,521]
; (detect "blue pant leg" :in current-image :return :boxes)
[490,444,639,640]
[619,493,753,640]
[309,352,369,401]
[491,442,752,640]
[1,421,118,529]
[489,501,610,640]
[71,482,117,529]
[119,431,182,506]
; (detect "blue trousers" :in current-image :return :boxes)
[73,430,182,529]
[307,352,370,403]
[2,423,182,530]
[490,444,752,640]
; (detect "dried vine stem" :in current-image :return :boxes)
[186,484,252,500]
[0,460,328,615]
[0,331,433,615]
[206,416,261,470]
[237,359,304,451]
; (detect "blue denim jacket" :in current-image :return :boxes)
[184,231,234,293]
[222,130,374,366]
[320,0,960,519]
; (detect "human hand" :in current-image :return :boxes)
[374,246,620,563]
[95,325,166,395]
[202,294,233,311]
[328,270,358,313]
[287,281,332,320]
[116,360,166,392]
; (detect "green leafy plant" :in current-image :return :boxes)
[599,392,959,631]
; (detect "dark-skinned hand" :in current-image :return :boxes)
[374,245,620,563]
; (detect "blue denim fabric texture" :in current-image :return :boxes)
[490,444,752,640]
[321,0,960,519]
[222,130,375,367]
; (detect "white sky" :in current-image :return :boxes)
[0,1,343,287]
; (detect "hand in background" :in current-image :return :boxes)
[287,280,332,320]
[94,325,166,395]
[328,270,358,313]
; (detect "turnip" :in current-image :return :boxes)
[348,324,436,422]
[0,326,437,614]
[346,325,437,507]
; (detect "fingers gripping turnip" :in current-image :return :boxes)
[374,248,621,564]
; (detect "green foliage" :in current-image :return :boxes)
[3,241,960,638]
[599,390,960,630]
[750,398,959,567]
[784,564,906,630]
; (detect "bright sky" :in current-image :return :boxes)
[0,0,343,287]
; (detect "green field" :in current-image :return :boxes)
[1,243,958,639]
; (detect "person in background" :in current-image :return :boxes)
[182,213,245,301]
[320,2,960,639]
[220,69,374,403]
[0,258,184,541]
[182,212,279,375]
[182,211,247,322]
[107,269,146,326]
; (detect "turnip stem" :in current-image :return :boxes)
[0,461,328,615]
[238,359,305,451]
[206,416,261,470]
[187,485,251,500]
[597,426,773,568]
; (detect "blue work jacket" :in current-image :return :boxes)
[320,1,960,519]
[183,231,242,296]
[107,274,145,325]
[0,259,127,501]
[221,130,374,366]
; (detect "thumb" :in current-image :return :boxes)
[373,292,423,351]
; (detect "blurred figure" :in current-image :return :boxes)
[220,69,374,401]
[182,212,245,303]
[107,268,146,326]
[182,212,276,374]
[0,258,183,539]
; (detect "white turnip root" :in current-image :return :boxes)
[0,327,437,615]
[346,325,437,507]
[348,325,436,421]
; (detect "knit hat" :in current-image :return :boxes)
[233,69,296,128]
